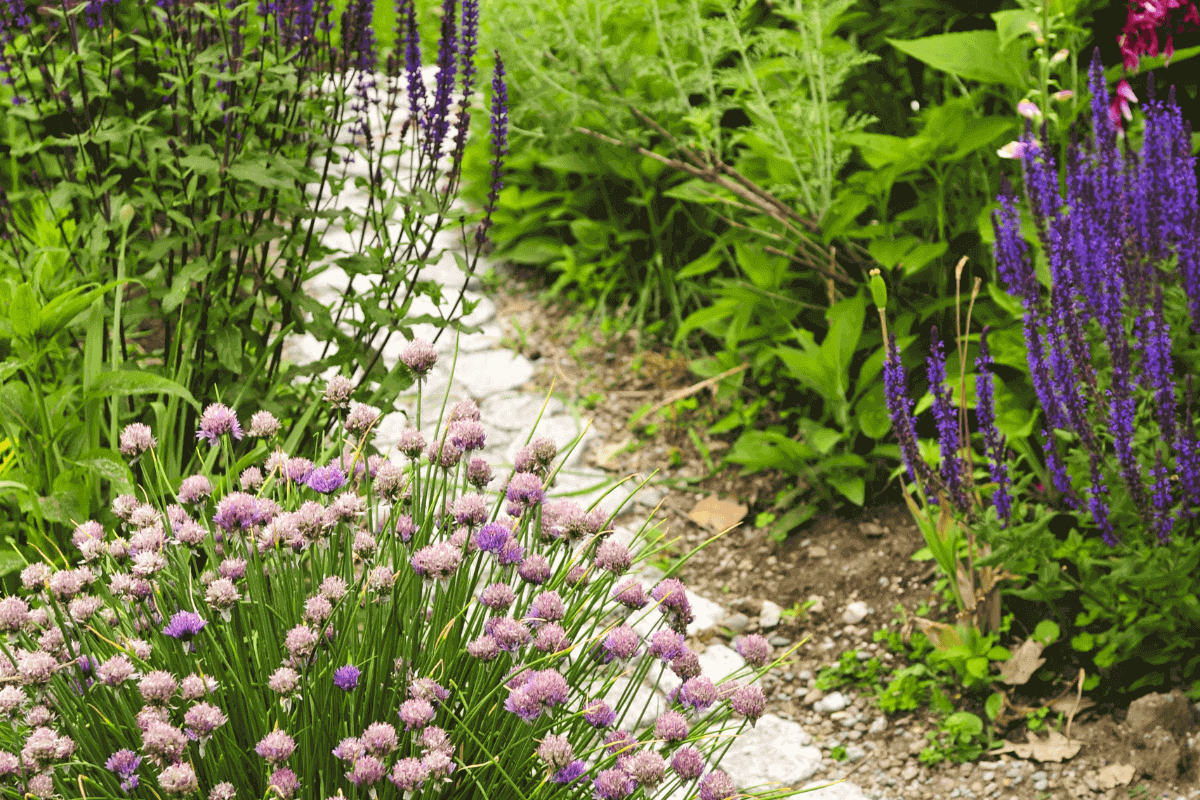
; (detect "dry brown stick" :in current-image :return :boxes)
[643,363,751,418]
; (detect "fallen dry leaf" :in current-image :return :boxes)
[1095,763,1135,790]
[687,495,748,532]
[992,730,1082,762]
[1048,694,1095,716]
[997,638,1047,685]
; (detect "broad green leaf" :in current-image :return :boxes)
[10,283,39,340]
[855,383,893,439]
[948,118,1015,161]
[966,657,990,680]
[900,241,948,276]
[991,9,1037,52]
[869,236,917,270]
[827,473,865,506]
[844,133,919,171]
[724,430,816,475]
[0,548,23,576]
[568,218,609,251]
[86,370,200,409]
[888,31,1026,88]
[226,160,293,190]
[1105,44,1200,80]
[774,345,839,405]
[677,247,725,279]
[74,450,134,494]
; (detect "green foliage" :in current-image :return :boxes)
[919,711,987,765]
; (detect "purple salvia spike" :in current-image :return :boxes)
[1149,449,1175,544]
[445,0,479,181]
[1143,285,1176,448]
[1086,452,1120,547]
[424,0,459,165]
[926,329,969,514]
[1087,49,1116,155]
[975,327,1011,528]
[400,0,427,141]
[1107,364,1148,516]
[882,332,924,487]
[991,176,1039,304]
[474,49,508,253]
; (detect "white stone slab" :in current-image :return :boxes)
[718,714,824,789]
[450,350,536,398]
[697,643,745,685]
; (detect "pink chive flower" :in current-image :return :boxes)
[255,730,296,763]
[119,423,157,458]
[323,375,354,408]
[196,403,243,447]
[247,410,281,438]
[399,339,438,378]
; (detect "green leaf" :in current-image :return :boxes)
[768,504,816,543]
[990,9,1037,52]
[10,283,39,340]
[85,370,200,409]
[775,345,839,405]
[948,118,1016,161]
[965,657,990,680]
[827,474,865,506]
[900,241,949,277]
[37,280,131,339]
[73,450,134,495]
[855,383,893,439]
[1033,619,1061,645]
[724,430,816,475]
[985,691,1004,720]
[226,160,293,190]
[0,548,23,577]
[888,31,1026,88]
[677,247,725,279]
[869,236,917,270]
[1070,631,1095,652]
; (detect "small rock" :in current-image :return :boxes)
[806,595,825,614]
[859,521,885,537]
[731,597,763,615]
[868,717,888,734]
[721,613,750,635]
[901,765,920,781]
[842,601,870,625]
[814,692,850,713]
[807,546,828,558]
[759,600,783,630]
[802,687,825,706]
[768,635,791,647]
[845,745,867,762]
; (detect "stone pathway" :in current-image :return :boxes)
[284,63,868,800]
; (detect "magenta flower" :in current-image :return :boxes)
[1108,78,1139,129]
[1118,0,1200,71]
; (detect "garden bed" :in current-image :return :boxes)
[484,261,1200,800]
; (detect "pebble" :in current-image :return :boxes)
[759,600,783,629]
[768,635,791,647]
[722,612,751,634]
[814,691,850,713]
[842,601,871,624]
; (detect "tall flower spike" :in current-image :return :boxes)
[475,50,509,252]
[881,332,931,488]
[925,328,969,513]
[423,0,459,165]
[975,327,1011,528]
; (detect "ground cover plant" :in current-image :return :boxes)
[0,344,818,799]
[0,0,503,564]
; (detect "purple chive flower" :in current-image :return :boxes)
[627,750,667,789]
[552,760,587,785]
[467,457,493,489]
[344,402,382,436]
[427,438,464,470]
[698,770,738,800]
[537,733,574,770]
[324,375,354,408]
[196,403,244,447]
[333,665,361,692]
[601,625,641,662]
[106,749,142,792]
[671,746,705,779]
[735,634,772,667]
[651,578,695,633]
[655,710,690,743]
[448,419,486,450]
[731,684,767,725]
[267,768,299,800]
[162,611,207,642]
[305,465,347,494]
[485,616,531,652]
[248,410,281,438]
[506,472,545,511]
[648,630,687,661]
[177,475,213,504]
[518,554,551,584]
[410,678,450,705]
[466,634,500,661]
[399,339,438,378]
[594,540,632,575]
[183,702,228,740]
[119,423,157,458]
[256,730,296,764]
[479,582,516,610]
[525,590,565,627]
[389,756,429,792]
[399,698,435,730]
[593,767,636,800]
[678,676,718,713]
[584,698,616,728]
[453,493,488,527]
[348,755,388,787]
[533,622,571,654]
[497,536,525,567]
[612,578,648,609]
[475,522,512,554]
[213,492,267,533]
[361,722,400,756]
[410,541,463,582]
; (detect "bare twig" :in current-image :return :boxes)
[643,362,751,418]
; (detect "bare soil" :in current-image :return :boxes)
[484,262,1200,800]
